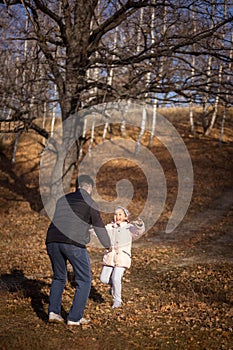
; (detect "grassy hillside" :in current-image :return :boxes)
[0,107,233,349]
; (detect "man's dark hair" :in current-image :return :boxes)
[76,175,94,190]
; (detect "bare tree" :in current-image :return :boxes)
[204,0,228,136]
[219,32,233,144]
[0,0,232,197]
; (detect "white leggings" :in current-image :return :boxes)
[100,266,125,304]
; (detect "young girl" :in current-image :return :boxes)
[100,206,145,308]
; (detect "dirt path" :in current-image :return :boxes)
[175,188,233,236]
[138,187,233,266]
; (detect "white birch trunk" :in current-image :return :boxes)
[149,101,157,146]
[219,28,232,143]
[78,116,87,160]
[50,84,57,137]
[204,54,212,114]
[87,7,100,154]
[219,105,226,145]
[102,122,109,140]
[150,6,168,146]
[201,1,215,134]
[120,99,131,137]
[88,116,95,157]
[202,1,215,133]
[205,1,226,136]
[137,9,144,53]
[205,66,222,136]
[11,56,20,164]
[88,64,98,155]
[12,129,22,164]
[135,107,147,155]
[149,7,160,146]
[22,13,28,84]
[102,27,118,140]
[135,8,146,154]
[189,7,196,135]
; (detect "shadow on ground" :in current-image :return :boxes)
[0,153,43,212]
[1,269,49,321]
[0,268,105,324]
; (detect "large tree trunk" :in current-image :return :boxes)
[41,112,83,218]
[41,1,93,208]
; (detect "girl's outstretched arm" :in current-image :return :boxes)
[129,218,145,240]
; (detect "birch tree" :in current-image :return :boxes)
[204,0,228,136]
[219,32,233,144]
[0,0,232,196]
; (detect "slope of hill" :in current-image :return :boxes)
[0,110,233,349]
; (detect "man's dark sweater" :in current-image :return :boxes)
[46,189,110,249]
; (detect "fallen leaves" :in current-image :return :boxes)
[1,220,233,350]
[1,128,233,349]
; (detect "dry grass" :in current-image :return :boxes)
[0,107,233,349]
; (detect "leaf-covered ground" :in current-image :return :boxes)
[0,111,233,349]
[0,214,232,350]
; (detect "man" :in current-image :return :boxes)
[46,174,111,326]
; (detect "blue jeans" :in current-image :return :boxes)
[46,242,92,322]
